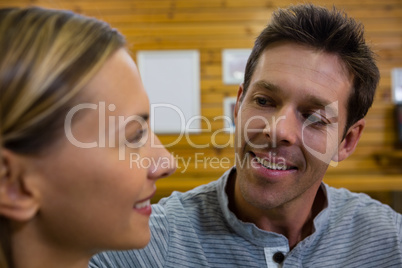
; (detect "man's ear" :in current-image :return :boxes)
[332,119,365,162]
[0,149,40,221]
[234,84,244,122]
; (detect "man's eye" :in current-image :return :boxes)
[257,98,267,105]
[304,113,328,126]
[255,97,271,106]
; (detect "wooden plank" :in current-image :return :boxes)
[3,0,401,21]
[118,23,266,38]
[152,174,402,201]
[116,21,402,39]
[156,129,395,148]
[324,175,402,191]
[377,49,402,61]
[6,0,400,10]
[170,156,384,172]
[59,7,402,24]
[126,34,401,50]
[167,143,395,158]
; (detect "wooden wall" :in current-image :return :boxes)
[2,0,402,205]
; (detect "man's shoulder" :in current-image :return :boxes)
[326,185,402,228]
[152,179,221,217]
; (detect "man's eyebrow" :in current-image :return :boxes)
[304,95,330,109]
[253,80,281,92]
[303,95,338,116]
[253,80,338,116]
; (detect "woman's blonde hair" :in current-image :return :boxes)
[0,6,125,267]
[0,6,125,154]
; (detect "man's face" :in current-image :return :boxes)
[234,42,354,212]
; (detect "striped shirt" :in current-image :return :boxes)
[90,167,402,268]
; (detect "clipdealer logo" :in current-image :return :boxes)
[64,101,339,168]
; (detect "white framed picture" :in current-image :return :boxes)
[223,96,237,133]
[137,50,200,134]
[222,49,252,85]
[392,68,402,104]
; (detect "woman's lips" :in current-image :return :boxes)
[133,199,152,215]
[133,191,155,215]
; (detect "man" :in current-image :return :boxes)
[90,4,402,268]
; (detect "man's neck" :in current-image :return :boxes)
[226,173,326,249]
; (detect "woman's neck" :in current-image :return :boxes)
[0,217,12,268]
[11,221,91,268]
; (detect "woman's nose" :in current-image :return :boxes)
[147,132,176,180]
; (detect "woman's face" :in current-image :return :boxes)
[25,49,176,253]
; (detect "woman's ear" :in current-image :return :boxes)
[0,149,40,221]
[332,119,365,162]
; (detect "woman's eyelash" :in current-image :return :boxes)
[127,128,147,144]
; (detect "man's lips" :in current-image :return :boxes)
[249,151,298,171]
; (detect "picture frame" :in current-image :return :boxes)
[137,50,200,134]
[223,96,237,133]
[392,68,402,104]
[222,49,252,85]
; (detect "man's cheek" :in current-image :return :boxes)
[302,127,339,166]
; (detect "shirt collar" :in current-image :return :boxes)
[216,166,331,247]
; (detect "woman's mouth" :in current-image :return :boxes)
[133,191,155,216]
[133,199,152,215]
[134,199,151,209]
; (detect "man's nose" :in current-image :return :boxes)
[263,106,299,147]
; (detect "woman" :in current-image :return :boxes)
[0,7,176,268]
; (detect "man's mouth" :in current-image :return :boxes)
[251,152,297,171]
